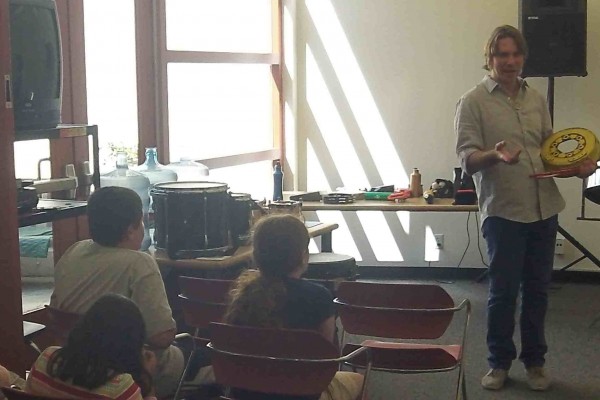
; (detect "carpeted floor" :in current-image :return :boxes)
[357,278,600,400]
[21,276,600,399]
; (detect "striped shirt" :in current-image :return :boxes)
[26,347,146,400]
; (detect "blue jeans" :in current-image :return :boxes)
[482,215,558,370]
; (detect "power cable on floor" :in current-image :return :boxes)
[437,211,472,284]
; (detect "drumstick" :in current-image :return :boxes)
[529,165,596,179]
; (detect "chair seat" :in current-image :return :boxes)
[343,341,461,371]
[584,186,600,205]
[304,252,357,280]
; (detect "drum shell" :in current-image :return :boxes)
[228,193,253,246]
[151,181,231,259]
[267,200,303,221]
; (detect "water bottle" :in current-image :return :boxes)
[273,161,283,201]
[100,152,152,251]
[133,147,178,186]
[166,157,210,181]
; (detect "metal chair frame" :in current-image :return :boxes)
[207,322,372,400]
[173,277,233,400]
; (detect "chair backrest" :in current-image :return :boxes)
[178,276,233,303]
[178,294,229,332]
[1,387,69,400]
[335,281,456,339]
[208,322,339,397]
[44,306,81,345]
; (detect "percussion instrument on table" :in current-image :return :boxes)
[267,200,304,221]
[151,181,231,259]
[229,192,254,246]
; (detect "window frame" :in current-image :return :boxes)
[134,0,284,169]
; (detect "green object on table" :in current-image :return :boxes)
[363,192,393,200]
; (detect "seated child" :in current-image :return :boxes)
[26,294,158,400]
[225,214,364,400]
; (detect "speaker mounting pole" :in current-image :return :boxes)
[547,77,555,125]
[546,77,600,272]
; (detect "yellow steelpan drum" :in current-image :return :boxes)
[541,127,600,170]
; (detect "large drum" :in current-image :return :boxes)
[229,193,254,246]
[151,181,231,259]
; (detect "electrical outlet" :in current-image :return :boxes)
[434,234,444,250]
[555,238,565,255]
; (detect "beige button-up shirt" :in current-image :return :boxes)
[455,75,565,224]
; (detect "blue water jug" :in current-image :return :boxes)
[100,152,152,251]
[166,157,210,181]
[133,147,178,186]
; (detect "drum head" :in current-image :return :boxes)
[541,127,600,169]
[153,181,228,193]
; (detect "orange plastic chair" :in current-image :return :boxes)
[174,277,233,400]
[207,322,371,399]
[334,281,471,400]
[1,387,71,400]
[178,276,233,302]
[44,306,81,346]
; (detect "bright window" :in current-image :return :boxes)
[168,63,274,162]
[83,0,138,172]
[161,0,281,199]
[165,0,272,53]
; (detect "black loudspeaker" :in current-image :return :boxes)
[519,0,587,77]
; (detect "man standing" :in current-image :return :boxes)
[455,25,596,391]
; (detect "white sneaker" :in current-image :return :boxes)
[526,366,551,391]
[481,368,508,390]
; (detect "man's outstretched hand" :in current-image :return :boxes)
[495,141,521,164]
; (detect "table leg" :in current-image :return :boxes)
[321,232,332,252]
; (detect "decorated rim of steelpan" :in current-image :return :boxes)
[231,192,252,201]
[151,181,228,193]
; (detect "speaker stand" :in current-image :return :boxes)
[547,77,600,272]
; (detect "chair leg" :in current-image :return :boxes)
[25,339,42,354]
[360,353,372,400]
[456,367,467,400]
[173,349,195,400]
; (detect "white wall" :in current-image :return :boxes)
[284,0,600,270]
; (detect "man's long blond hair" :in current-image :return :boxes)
[483,25,528,71]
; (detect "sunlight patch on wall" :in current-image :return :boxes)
[424,225,440,262]
[306,139,330,191]
[283,4,296,82]
[285,102,297,183]
[306,45,369,188]
[357,211,403,261]
[305,0,408,188]
[397,210,411,235]
[316,210,363,261]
